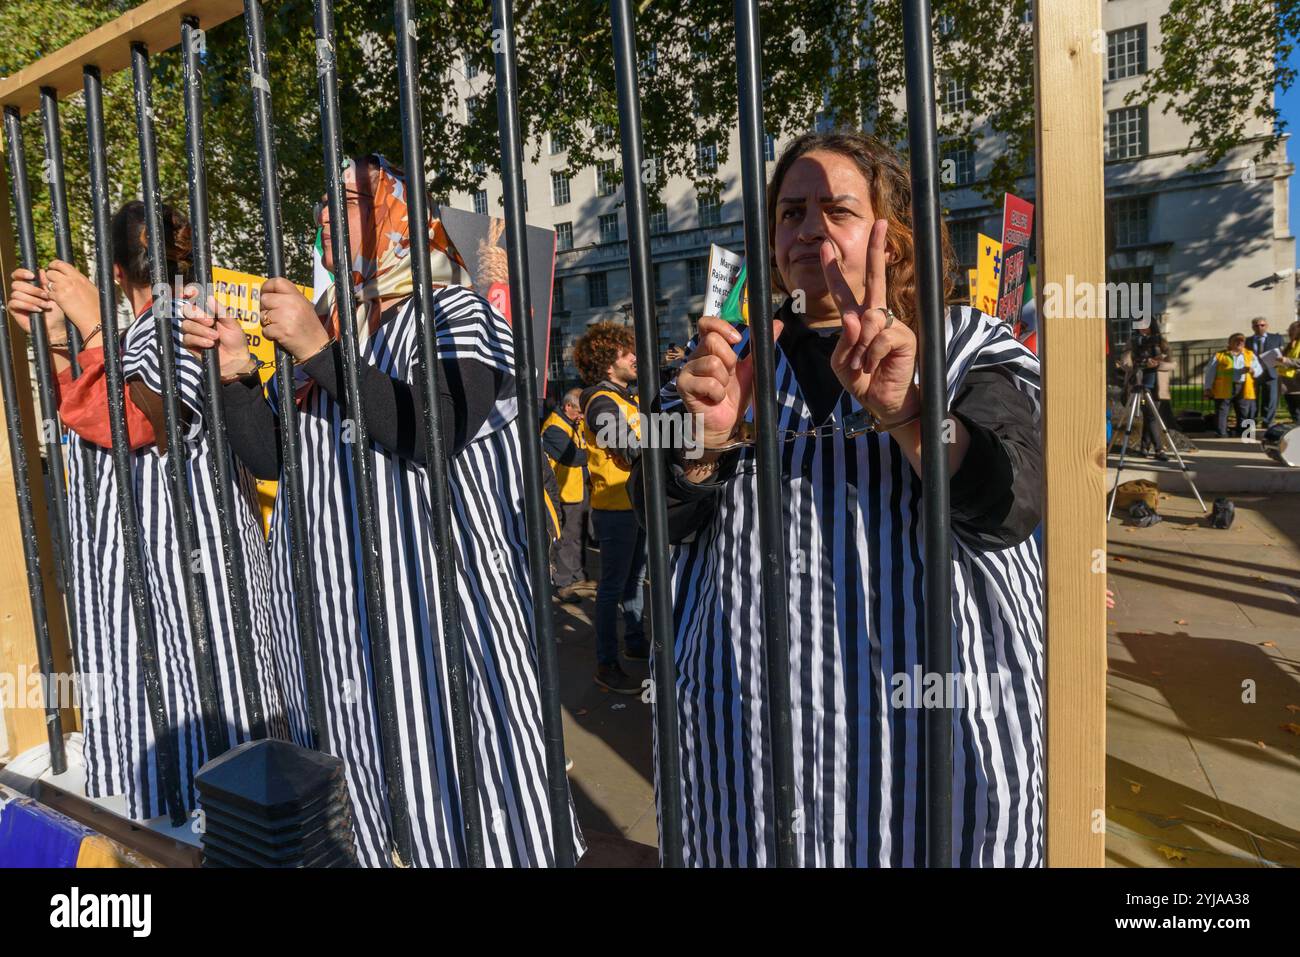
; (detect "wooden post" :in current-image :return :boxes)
[0,140,77,759]
[1035,2,1108,865]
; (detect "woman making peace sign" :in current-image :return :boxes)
[634,131,1044,867]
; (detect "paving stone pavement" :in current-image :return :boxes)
[1105,491,1300,868]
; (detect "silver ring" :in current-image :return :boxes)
[870,306,895,329]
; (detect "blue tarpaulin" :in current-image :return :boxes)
[0,785,90,867]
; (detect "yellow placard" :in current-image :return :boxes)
[975,234,1003,317]
[967,268,978,307]
[211,267,313,532]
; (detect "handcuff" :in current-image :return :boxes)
[703,406,922,454]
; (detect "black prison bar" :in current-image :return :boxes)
[130,42,234,756]
[4,109,76,605]
[181,14,260,752]
[0,174,65,773]
[313,0,415,866]
[39,89,88,379]
[82,63,186,826]
[901,0,954,868]
[2,108,75,776]
[731,0,799,867]
[607,0,685,868]
[489,0,577,868]
[37,86,97,717]
[241,0,331,752]
[391,0,489,868]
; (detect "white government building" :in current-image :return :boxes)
[447,0,1296,393]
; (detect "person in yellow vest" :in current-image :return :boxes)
[1203,332,1263,437]
[1278,320,1300,422]
[542,387,592,602]
[574,322,648,694]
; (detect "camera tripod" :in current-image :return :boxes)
[1108,385,1207,520]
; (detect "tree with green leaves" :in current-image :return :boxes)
[3,0,1295,283]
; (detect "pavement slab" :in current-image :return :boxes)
[1106,492,1300,868]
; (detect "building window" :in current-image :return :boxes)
[1109,195,1151,248]
[465,95,480,124]
[942,145,975,186]
[553,278,565,313]
[549,132,563,155]
[687,257,707,296]
[555,221,573,251]
[947,219,979,267]
[1107,25,1147,81]
[589,272,608,308]
[551,171,570,206]
[696,140,718,173]
[938,14,957,36]
[697,195,721,228]
[1106,106,1147,160]
[597,160,618,197]
[465,60,479,79]
[649,204,668,235]
[653,262,664,298]
[941,76,968,113]
[1105,265,1153,349]
[693,27,711,62]
[548,324,565,380]
[764,133,776,162]
[472,189,488,216]
[595,121,615,140]
[599,213,620,244]
[640,43,658,77]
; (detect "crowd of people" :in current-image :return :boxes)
[1122,316,1300,447]
[8,130,1045,867]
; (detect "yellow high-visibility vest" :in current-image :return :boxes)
[1279,340,1300,380]
[582,386,640,511]
[1211,350,1256,401]
[541,410,587,504]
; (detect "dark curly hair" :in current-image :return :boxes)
[111,199,193,287]
[766,130,959,327]
[574,321,635,386]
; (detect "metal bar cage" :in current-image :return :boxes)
[0,0,955,867]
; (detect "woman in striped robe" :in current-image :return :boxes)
[8,200,291,819]
[186,154,581,867]
[636,131,1044,867]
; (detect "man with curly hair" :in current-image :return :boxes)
[574,321,648,693]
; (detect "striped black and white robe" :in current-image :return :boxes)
[266,285,582,868]
[655,304,1044,867]
[72,301,291,820]
[64,431,126,802]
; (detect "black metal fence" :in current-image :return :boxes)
[0,0,956,867]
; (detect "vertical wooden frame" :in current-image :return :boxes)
[1036,1,1108,865]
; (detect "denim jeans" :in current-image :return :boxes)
[591,508,647,666]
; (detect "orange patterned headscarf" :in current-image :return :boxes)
[316,154,466,349]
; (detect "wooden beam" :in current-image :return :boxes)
[0,148,77,758]
[1035,2,1108,865]
[0,0,245,116]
